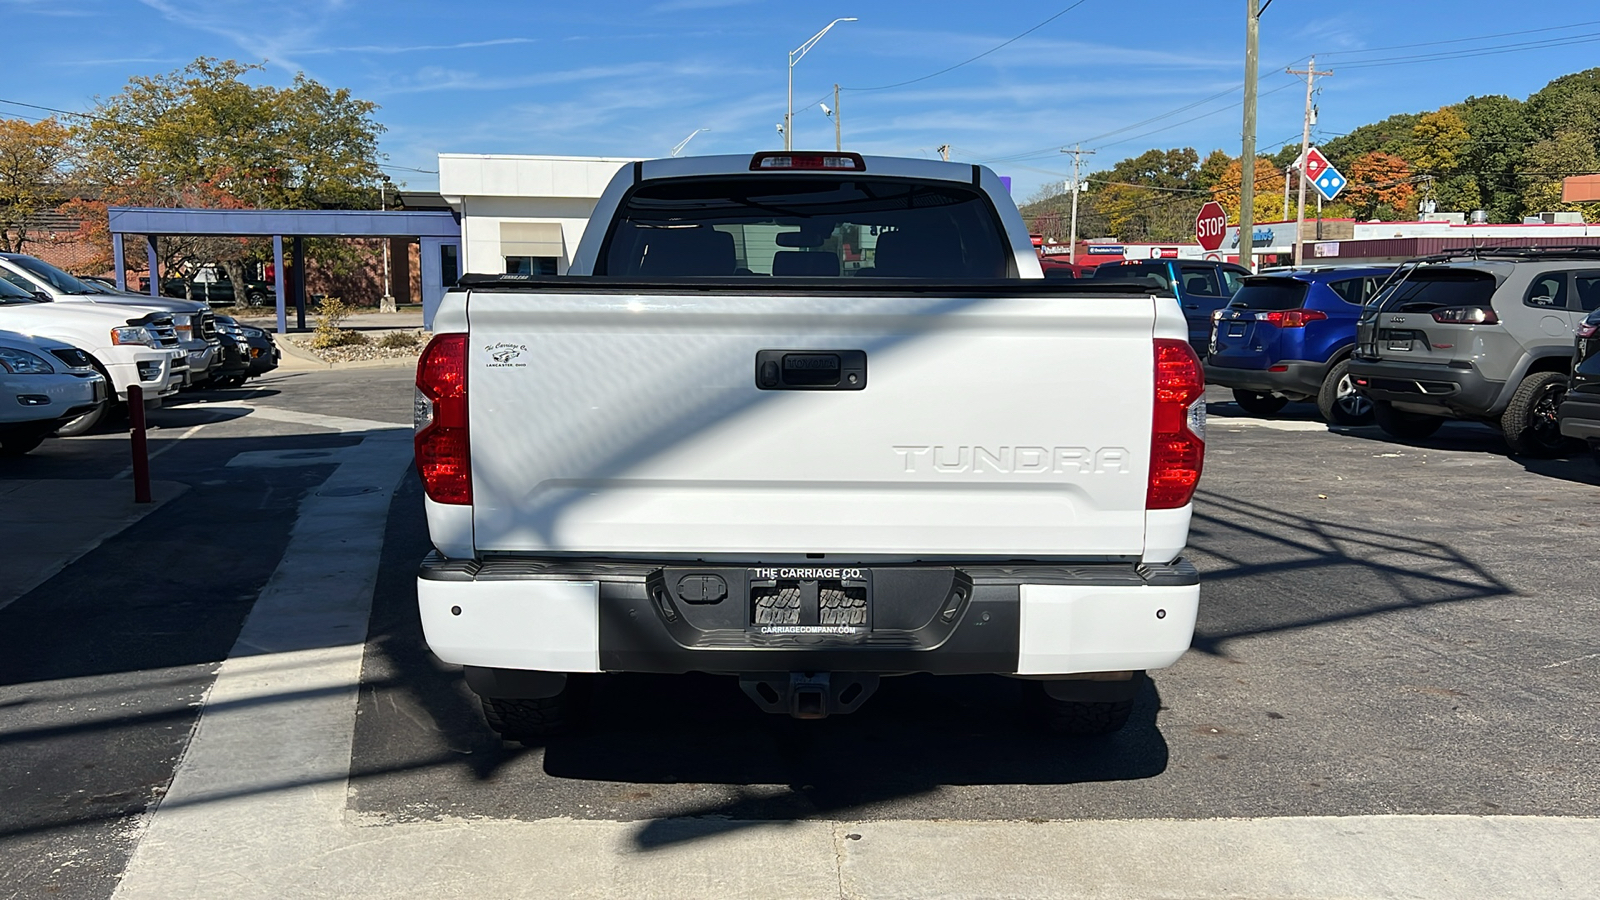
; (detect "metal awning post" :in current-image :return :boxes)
[112,234,126,291]
[145,237,160,298]
[292,236,306,331]
[272,235,287,335]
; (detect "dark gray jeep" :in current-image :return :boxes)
[1349,247,1600,456]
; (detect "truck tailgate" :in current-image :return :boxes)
[466,288,1156,558]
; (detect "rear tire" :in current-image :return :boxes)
[1026,682,1135,736]
[1372,400,1442,440]
[1500,371,1577,457]
[1232,389,1288,416]
[478,677,588,741]
[1316,359,1374,426]
[246,291,266,307]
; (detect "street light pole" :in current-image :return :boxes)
[787,17,856,151]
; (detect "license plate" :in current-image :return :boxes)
[748,567,870,634]
[1227,324,1246,337]
[1387,337,1412,351]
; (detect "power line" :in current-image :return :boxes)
[1317,18,1600,57]
[1334,30,1600,70]
[842,1,1094,93]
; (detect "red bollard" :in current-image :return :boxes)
[128,383,152,504]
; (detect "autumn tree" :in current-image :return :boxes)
[0,118,73,254]
[1211,156,1286,225]
[1343,151,1416,220]
[72,58,390,295]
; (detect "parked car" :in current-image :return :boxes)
[237,322,280,379]
[207,315,254,387]
[0,276,180,435]
[1086,259,1253,355]
[1558,307,1600,466]
[0,253,218,386]
[145,264,273,307]
[1350,248,1600,455]
[1205,265,1396,424]
[0,329,107,455]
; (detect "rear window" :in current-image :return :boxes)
[1099,263,1172,289]
[1229,278,1309,310]
[600,177,1008,278]
[1373,269,1497,312]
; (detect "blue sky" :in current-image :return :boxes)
[3,0,1599,198]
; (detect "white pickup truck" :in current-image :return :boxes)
[415,152,1206,738]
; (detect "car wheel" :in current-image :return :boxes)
[53,402,107,438]
[246,291,266,307]
[1232,389,1289,416]
[1316,359,1374,426]
[1025,682,1134,736]
[0,432,48,457]
[1500,371,1577,457]
[1372,400,1443,440]
[478,677,589,742]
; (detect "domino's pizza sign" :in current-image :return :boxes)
[1303,147,1346,202]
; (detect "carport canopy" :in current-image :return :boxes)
[107,206,461,334]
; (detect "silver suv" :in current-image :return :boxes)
[1349,248,1600,455]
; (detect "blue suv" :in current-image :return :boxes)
[1205,266,1396,425]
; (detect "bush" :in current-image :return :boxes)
[309,297,367,349]
[377,330,421,350]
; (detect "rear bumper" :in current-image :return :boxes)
[1559,393,1600,441]
[1347,357,1502,417]
[417,554,1200,677]
[1205,359,1326,397]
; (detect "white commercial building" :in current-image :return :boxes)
[437,154,637,278]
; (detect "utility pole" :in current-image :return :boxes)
[1283,164,1292,221]
[380,183,395,314]
[1061,145,1095,265]
[1288,56,1332,266]
[937,144,950,162]
[1240,0,1262,272]
[834,84,841,152]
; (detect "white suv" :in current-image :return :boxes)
[0,330,106,455]
[0,276,180,434]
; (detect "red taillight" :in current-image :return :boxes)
[1430,305,1498,325]
[1149,339,1205,510]
[749,151,865,171]
[1579,319,1599,338]
[415,333,470,505]
[1255,308,1328,328]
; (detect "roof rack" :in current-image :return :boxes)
[1408,245,1600,263]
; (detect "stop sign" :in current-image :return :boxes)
[1195,201,1227,251]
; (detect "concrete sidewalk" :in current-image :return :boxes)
[0,479,185,611]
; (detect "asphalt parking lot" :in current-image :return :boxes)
[2,370,1597,899]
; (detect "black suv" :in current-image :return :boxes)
[1558,307,1600,465]
[1088,259,1251,355]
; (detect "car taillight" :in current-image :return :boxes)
[749,151,865,171]
[1148,339,1205,510]
[1430,306,1498,325]
[1579,319,1599,338]
[1253,308,1328,328]
[415,333,470,505]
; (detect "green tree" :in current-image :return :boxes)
[1322,112,1422,163]
[0,118,72,253]
[73,58,390,293]
[1457,94,1531,222]
[1520,130,1600,219]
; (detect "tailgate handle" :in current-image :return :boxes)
[755,350,867,391]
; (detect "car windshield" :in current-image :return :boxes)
[2,254,98,294]
[1371,268,1497,312]
[0,275,42,305]
[1229,278,1309,310]
[600,177,1008,278]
